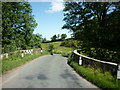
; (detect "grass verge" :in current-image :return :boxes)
[70,61,120,89]
[1,51,49,75]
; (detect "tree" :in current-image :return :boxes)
[63,2,120,50]
[30,33,42,48]
[62,2,120,63]
[51,35,57,41]
[48,44,54,55]
[48,44,54,51]
[2,2,37,53]
[61,34,67,40]
[57,34,60,40]
[42,38,47,43]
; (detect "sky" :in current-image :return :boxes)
[29,1,72,40]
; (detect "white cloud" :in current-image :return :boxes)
[45,0,64,13]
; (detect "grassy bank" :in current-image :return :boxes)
[70,61,120,89]
[1,51,49,75]
[41,41,73,55]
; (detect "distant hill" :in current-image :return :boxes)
[41,41,73,55]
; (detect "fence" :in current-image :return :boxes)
[71,50,118,76]
[0,48,43,60]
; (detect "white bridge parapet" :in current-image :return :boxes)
[74,50,117,66]
[73,50,119,79]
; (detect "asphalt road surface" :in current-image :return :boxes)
[1,54,98,88]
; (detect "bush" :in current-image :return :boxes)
[48,44,54,51]
[60,39,80,49]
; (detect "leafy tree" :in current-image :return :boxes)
[51,35,57,42]
[42,38,47,43]
[30,33,42,48]
[48,44,54,51]
[2,2,37,53]
[61,34,67,40]
[57,34,60,40]
[62,2,120,63]
[60,39,80,49]
[63,2,120,50]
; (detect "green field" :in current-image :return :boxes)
[41,41,74,55]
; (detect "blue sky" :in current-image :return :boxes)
[29,2,72,40]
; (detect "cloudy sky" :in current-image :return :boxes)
[29,0,72,40]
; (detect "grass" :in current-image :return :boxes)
[41,41,74,55]
[70,61,120,89]
[1,51,49,75]
[1,41,74,75]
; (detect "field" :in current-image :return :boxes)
[41,41,73,55]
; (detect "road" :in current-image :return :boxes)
[2,54,98,88]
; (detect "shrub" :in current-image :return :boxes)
[60,39,80,49]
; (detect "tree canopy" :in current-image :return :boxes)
[51,35,57,42]
[61,34,67,40]
[62,2,120,63]
[2,2,41,53]
[63,2,120,51]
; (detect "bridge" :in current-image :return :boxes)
[1,54,98,88]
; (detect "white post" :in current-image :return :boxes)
[31,49,33,55]
[117,64,120,79]
[41,49,43,53]
[6,53,8,58]
[21,53,24,58]
[79,56,82,65]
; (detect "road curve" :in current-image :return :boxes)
[2,54,98,88]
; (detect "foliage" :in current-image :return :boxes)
[31,33,42,48]
[42,37,47,43]
[48,44,54,51]
[61,34,67,40]
[70,61,119,89]
[50,34,68,42]
[57,34,60,40]
[2,2,41,53]
[51,35,57,42]
[62,2,120,63]
[60,39,80,49]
